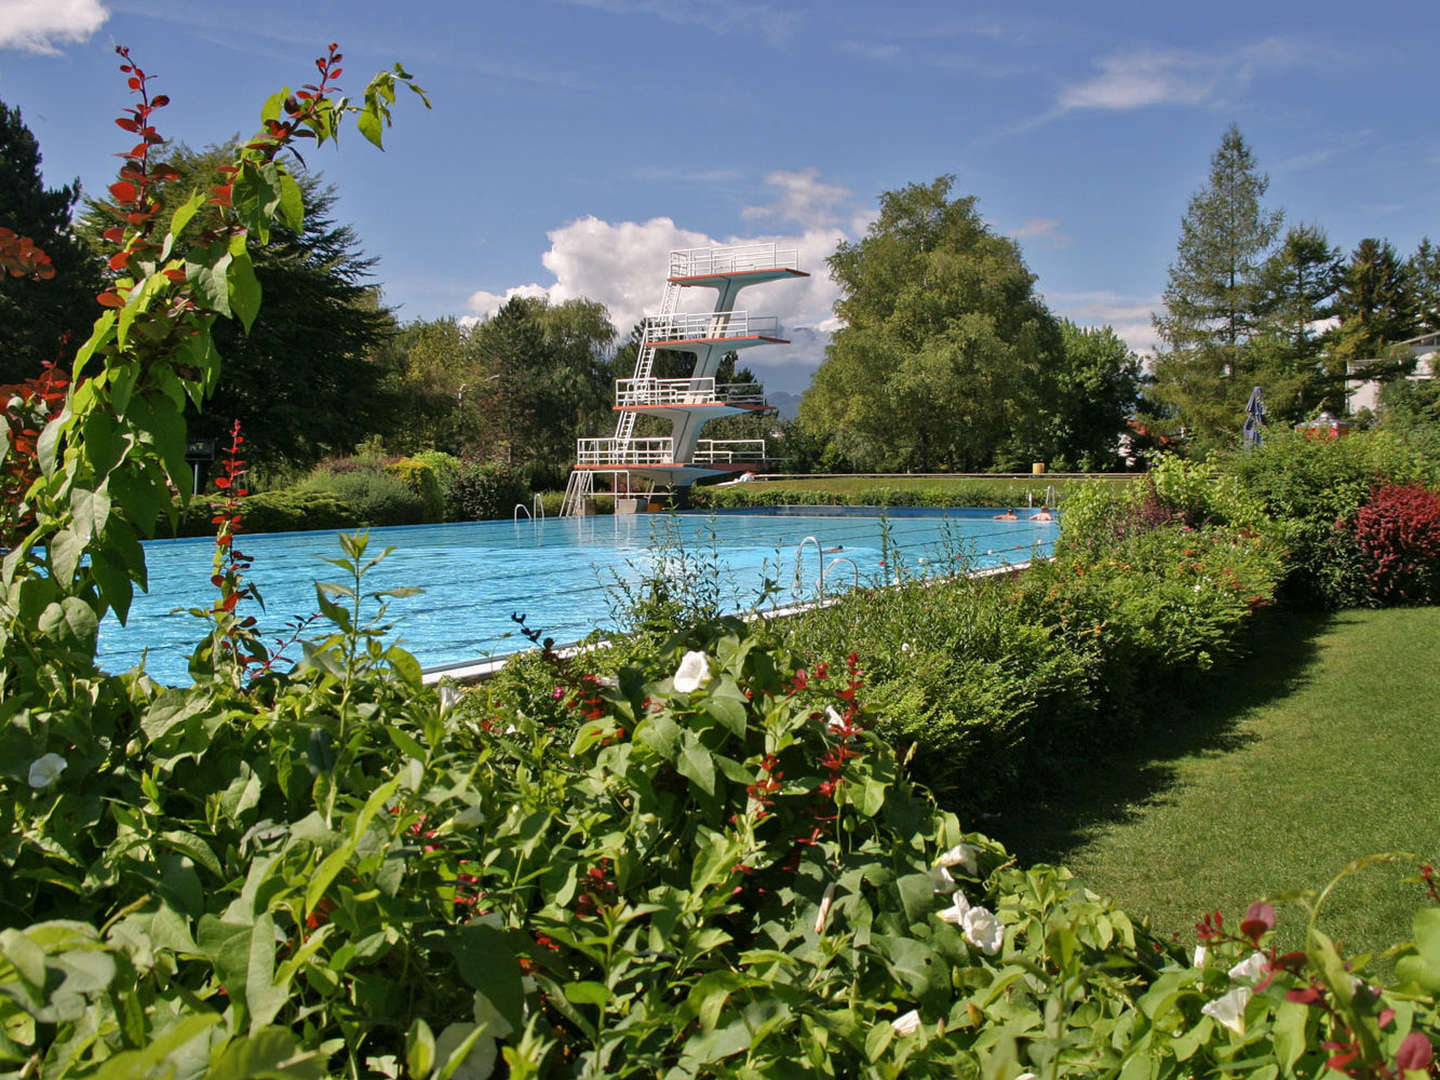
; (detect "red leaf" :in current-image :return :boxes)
[151,94,170,107]
[97,291,124,308]
[102,227,126,244]
[127,77,141,90]
[1397,1032,1433,1071]
[108,181,139,205]
[115,117,140,133]
[214,476,231,490]
[107,251,130,270]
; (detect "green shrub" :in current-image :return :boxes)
[299,465,426,526]
[385,455,446,522]
[172,488,361,536]
[410,450,464,517]
[452,458,530,520]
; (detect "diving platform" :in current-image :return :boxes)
[559,242,803,517]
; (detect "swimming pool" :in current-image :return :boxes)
[97,507,1058,684]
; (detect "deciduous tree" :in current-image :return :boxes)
[801,176,1061,471]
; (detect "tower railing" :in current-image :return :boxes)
[669,243,800,279]
[615,377,767,408]
[645,310,779,342]
[693,439,767,464]
[576,437,674,466]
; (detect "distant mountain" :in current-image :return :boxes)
[766,390,802,419]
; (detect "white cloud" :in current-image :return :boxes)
[1059,35,1310,111]
[742,168,854,231]
[0,0,107,53]
[1007,217,1070,248]
[833,40,900,61]
[557,0,800,46]
[1044,289,1161,356]
[465,213,847,389]
[1059,48,1218,110]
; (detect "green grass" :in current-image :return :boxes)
[990,607,1440,958]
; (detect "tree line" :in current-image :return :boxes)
[1146,124,1440,454]
[9,92,1430,489]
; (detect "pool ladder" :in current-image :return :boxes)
[792,536,860,600]
[512,496,547,524]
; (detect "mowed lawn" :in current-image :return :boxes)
[992,607,1440,956]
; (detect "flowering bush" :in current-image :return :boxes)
[1348,483,1440,604]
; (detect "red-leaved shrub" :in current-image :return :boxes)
[1351,483,1440,603]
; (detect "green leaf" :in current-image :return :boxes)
[186,241,233,317]
[228,248,262,333]
[864,1020,894,1062]
[48,528,85,587]
[38,597,98,654]
[69,486,111,546]
[676,731,716,797]
[703,695,748,739]
[563,981,610,1007]
[278,173,304,231]
[357,106,384,148]
[167,190,206,248]
[452,924,524,1035]
[209,1027,323,1080]
[244,913,285,1033]
[161,830,224,878]
[90,1014,220,1080]
[407,1018,436,1079]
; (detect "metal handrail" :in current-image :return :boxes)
[826,557,860,591]
[693,439,766,464]
[512,503,532,523]
[615,377,767,408]
[645,310,779,342]
[576,437,674,466]
[669,243,800,279]
[533,494,545,520]
[793,536,825,597]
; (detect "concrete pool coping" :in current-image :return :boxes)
[420,557,1040,685]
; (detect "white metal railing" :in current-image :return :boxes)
[615,377,767,408]
[669,243,800,279]
[645,310,779,342]
[576,437,674,466]
[693,439,767,464]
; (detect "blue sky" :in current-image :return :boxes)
[1,0,1436,391]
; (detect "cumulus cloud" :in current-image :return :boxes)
[0,0,107,53]
[1043,289,1161,356]
[465,213,846,389]
[742,168,855,231]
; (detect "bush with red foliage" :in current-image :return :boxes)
[1350,483,1440,604]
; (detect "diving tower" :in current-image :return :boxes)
[559,243,807,515]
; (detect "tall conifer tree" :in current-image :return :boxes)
[1149,125,1282,448]
[0,101,104,384]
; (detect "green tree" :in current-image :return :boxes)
[81,143,399,471]
[1326,237,1418,374]
[468,295,615,478]
[1249,223,1344,418]
[1150,125,1283,448]
[801,176,1061,471]
[1035,321,1142,470]
[0,101,106,385]
[1409,237,1439,334]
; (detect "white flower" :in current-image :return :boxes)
[1200,986,1251,1035]
[673,650,711,693]
[937,843,980,874]
[1193,944,1208,968]
[438,685,462,715]
[813,881,837,935]
[825,706,846,733]
[962,905,1005,955]
[27,753,67,789]
[937,890,971,925]
[1015,1075,1038,1080]
[929,865,955,893]
[891,1009,921,1036]
[1228,951,1266,984]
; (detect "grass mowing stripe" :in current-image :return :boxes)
[991,607,1440,959]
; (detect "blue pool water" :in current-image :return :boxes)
[97,507,1057,684]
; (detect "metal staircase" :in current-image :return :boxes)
[560,244,805,516]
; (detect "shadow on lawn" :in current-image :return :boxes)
[982,609,1335,867]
